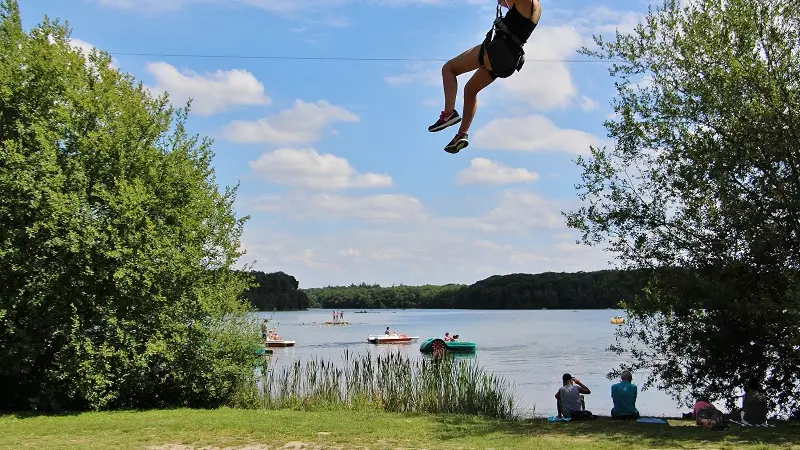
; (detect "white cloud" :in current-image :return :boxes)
[579,95,599,111]
[456,158,539,185]
[248,148,392,190]
[238,196,614,287]
[442,189,570,234]
[224,100,359,145]
[472,115,606,154]
[251,192,427,223]
[145,62,270,116]
[492,25,584,111]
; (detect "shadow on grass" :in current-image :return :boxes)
[431,415,800,447]
[6,407,181,420]
[5,410,83,420]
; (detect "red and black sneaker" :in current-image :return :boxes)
[428,110,461,132]
[444,132,469,154]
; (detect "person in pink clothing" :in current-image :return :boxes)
[693,397,728,429]
[693,398,715,417]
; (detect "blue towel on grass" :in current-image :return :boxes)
[548,416,572,422]
[637,417,668,424]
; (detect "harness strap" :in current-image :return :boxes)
[488,3,525,49]
[483,4,500,44]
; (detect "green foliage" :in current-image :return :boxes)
[304,270,650,309]
[0,0,260,411]
[243,270,309,311]
[243,351,515,420]
[567,0,800,416]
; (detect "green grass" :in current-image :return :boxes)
[3,408,800,450]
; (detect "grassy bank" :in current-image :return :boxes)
[3,408,800,450]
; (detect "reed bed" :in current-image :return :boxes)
[250,350,516,420]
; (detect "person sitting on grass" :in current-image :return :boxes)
[556,373,593,420]
[611,370,640,419]
[729,380,769,425]
[694,397,729,429]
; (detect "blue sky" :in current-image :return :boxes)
[20,0,650,288]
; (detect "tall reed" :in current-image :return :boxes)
[250,350,516,420]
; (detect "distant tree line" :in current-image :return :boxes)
[302,270,653,310]
[304,283,466,309]
[243,271,310,311]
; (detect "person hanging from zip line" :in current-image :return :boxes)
[428,0,542,154]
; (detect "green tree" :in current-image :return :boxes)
[243,271,309,311]
[0,0,260,411]
[566,0,800,416]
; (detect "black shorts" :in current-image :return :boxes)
[479,34,525,79]
[569,410,595,421]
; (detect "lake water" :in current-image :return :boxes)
[257,308,686,418]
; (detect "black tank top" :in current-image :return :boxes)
[501,4,537,44]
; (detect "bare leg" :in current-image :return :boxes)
[457,68,495,134]
[441,45,481,113]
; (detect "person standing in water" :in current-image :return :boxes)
[428,0,542,154]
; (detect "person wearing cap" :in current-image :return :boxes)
[555,373,591,419]
[611,370,640,419]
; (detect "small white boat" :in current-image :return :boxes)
[367,334,419,344]
[265,339,296,347]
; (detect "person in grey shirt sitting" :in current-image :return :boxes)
[556,373,593,419]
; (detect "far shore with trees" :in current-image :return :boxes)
[243,268,653,311]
